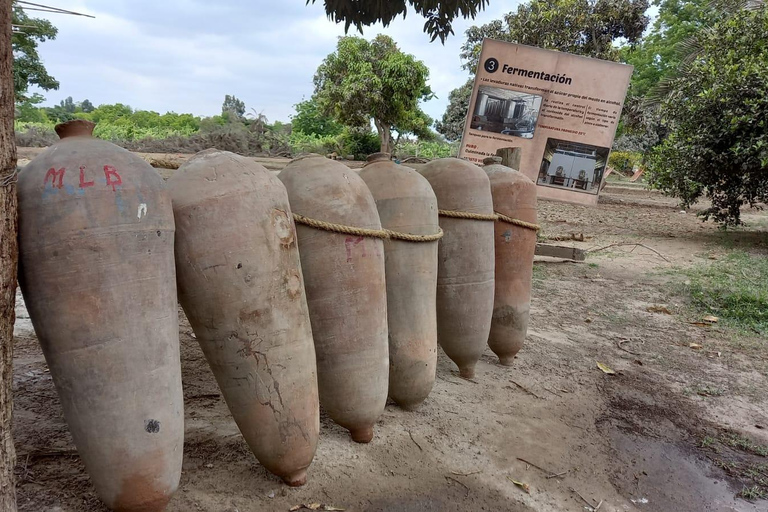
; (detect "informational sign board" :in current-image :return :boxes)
[459,39,633,205]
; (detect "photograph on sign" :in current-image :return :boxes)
[459,40,633,205]
[470,86,542,139]
[538,138,609,194]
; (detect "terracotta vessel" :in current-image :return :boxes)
[278,155,388,443]
[483,157,538,365]
[418,157,495,379]
[359,153,439,409]
[18,120,183,512]
[169,150,319,486]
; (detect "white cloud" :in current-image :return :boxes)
[29,0,520,123]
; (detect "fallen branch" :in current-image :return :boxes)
[451,470,482,476]
[516,457,554,476]
[616,339,641,356]
[407,430,423,452]
[588,243,670,263]
[510,379,544,399]
[546,468,574,479]
[445,476,470,496]
[569,487,598,511]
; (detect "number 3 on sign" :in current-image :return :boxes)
[484,58,499,73]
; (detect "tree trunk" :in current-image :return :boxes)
[373,119,392,155]
[0,0,18,510]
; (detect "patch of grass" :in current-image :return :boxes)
[701,436,718,449]
[532,264,547,281]
[720,432,768,457]
[686,384,725,398]
[679,251,768,335]
[739,486,768,501]
[588,262,599,269]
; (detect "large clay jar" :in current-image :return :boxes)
[169,150,319,486]
[358,153,439,410]
[278,155,388,443]
[483,157,538,365]
[418,158,495,379]
[17,120,183,512]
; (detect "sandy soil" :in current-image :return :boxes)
[10,180,768,512]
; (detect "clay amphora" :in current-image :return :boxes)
[418,157,495,379]
[169,150,319,486]
[278,155,388,443]
[483,157,538,364]
[18,120,183,512]
[358,153,439,409]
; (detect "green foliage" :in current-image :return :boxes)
[12,5,59,98]
[396,139,457,159]
[646,7,768,225]
[291,97,343,137]
[608,151,642,175]
[288,127,380,159]
[14,93,48,123]
[436,79,472,141]
[680,251,768,335]
[314,34,434,153]
[308,0,490,43]
[460,0,649,72]
[621,0,716,100]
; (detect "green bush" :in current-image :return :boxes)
[608,151,642,175]
[396,140,457,159]
[646,7,768,225]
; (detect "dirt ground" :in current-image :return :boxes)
[10,175,768,512]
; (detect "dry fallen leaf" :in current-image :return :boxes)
[689,343,703,350]
[702,315,719,323]
[596,362,616,375]
[647,305,672,315]
[507,476,531,494]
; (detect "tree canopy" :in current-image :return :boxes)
[646,5,768,225]
[460,0,649,72]
[313,34,434,154]
[435,79,472,141]
[291,97,343,137]
[12,5,59,99]
[309,0,490,42]
[222,94,246,120]
[620,0,715,100]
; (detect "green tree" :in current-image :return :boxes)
[80,98,94,113]
[12,5,58,99]
[621,0,715,100]
[314,35,434,154]
[436,79,472,141]
[646,6,768,225]
[308,0,490,42]
[14,92,46,122]
[222,94,245,120]
[291,97,343,137]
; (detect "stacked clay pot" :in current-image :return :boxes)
[169,150,319,486]
[359,153,439,409]
[18,120,183,512]
[278,155,388,443]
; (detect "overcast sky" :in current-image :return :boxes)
[26,0,523,123]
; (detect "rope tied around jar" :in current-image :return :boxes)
[292,213,443,243]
